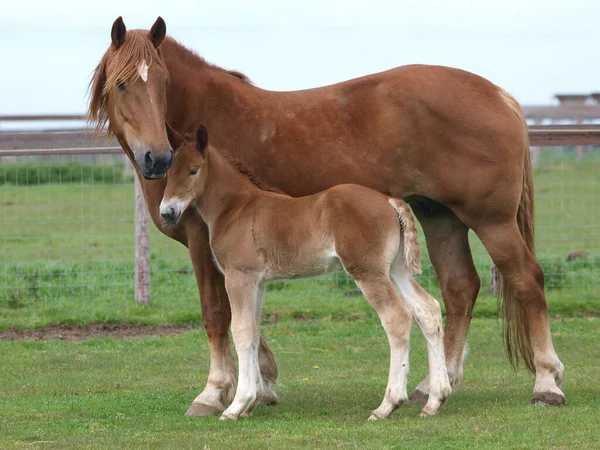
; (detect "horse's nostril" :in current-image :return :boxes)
[144,151,155,167]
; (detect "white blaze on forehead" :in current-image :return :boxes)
[138,60,149,82]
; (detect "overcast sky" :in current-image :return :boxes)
[1,0,599,117]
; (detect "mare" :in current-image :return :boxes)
[87,16,565,415]
[159,124,451,420]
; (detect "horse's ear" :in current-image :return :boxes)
[166,123,185,150]
[149,16,167,49]
[196,125,208,153]
[111,17,127,49]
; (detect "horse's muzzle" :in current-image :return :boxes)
[140,148,173,179]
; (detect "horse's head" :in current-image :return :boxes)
[88,17,173,179]
[160,124,209,225]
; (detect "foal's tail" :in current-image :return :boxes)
[388,199,422,275]
[498,88,535,373]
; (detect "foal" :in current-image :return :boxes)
[160,125,451,421]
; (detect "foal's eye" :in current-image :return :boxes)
[190,169,198,176]
[116,80,126,92]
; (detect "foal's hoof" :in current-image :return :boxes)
[260,387,279,406]
[530,391,565,406]
[419,405,439,417]
[409,388,429,405]
[220,411,240,421]
[185,403,223,417]
[419,409,436,418]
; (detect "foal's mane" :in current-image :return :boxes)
[87,31,252,139]
[222,153,285,195]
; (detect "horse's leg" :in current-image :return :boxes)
[221,272,265,421]
[183,224,277,416]
[390,264,451,417]
[409,204,480,403]
[474,221,565,405]
[355,276,412,420]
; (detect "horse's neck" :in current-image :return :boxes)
[197,150,264,226]
[161,40,258,142]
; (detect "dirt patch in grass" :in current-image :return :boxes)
[0,323,200,342]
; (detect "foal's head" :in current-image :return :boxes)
[88,17,173,179]
[159,125,209,225]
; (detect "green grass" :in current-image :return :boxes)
[0,161,129,186]
[0,317,598,449]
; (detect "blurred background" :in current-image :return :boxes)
[1,0,598,326]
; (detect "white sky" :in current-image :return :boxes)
[1,0,599,116]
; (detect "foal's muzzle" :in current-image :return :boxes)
[159,200,184,225]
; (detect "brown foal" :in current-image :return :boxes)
[160,125,451,420]
[88,17,565,414]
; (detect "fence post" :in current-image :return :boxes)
[134,175,151,305]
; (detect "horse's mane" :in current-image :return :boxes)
[222,153,285,195]
[87,31,252,139]
[161,36,252,84]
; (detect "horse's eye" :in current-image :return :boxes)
[190,169,198,176]
[117,80,126,92]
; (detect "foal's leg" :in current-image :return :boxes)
[255,283,278,407]
[474,221,565,405]
[390,264,452,417]
[354,276,413,420]
[410,205,480,403]
[221,272,265,421]
[185,225,236,416]
[184,225,277,416]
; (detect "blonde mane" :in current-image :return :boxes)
[87,30,167,138]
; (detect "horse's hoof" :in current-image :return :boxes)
[530,391,565,406]
[260,387,278,406]
[409,389,429,405]
[185,403,223,416]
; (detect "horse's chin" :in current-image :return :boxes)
[141,171,168,180]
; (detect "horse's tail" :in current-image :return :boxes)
[498,88,535,373]
[388,198,422,275]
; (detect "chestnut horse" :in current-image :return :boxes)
[87,17,565,414]
[159,124,451,420]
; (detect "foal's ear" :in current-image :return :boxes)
[111,17,127,50]
[196,125,209,153]
[148,16,167,49]
[165,123,185,150]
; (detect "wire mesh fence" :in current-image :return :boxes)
[0,146,598,320]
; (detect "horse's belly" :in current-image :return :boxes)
[264,248,343,281]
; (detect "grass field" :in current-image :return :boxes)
[1,317,599,448]
[0,149,599,448]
